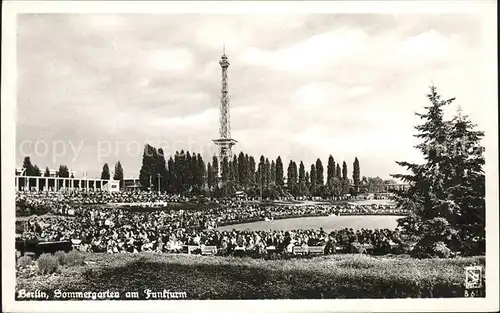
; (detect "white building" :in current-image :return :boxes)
[15,168,120,192]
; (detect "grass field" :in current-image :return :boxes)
[16,252,485,299]
[216,215,403,232]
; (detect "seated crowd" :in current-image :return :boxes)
[16,190,408,257]
[21,207,402,256]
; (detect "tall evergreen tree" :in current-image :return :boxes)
[197,154,206,190]
[139,144,155,190]
[57,165,69,178]
[156,149,167,191]
[392,86,485,257]
[190,152,199,190]
[336,164,342,180]
[264,158,271,187]
[212,155,219,188]
[100,163,110,180]
[185,152,193,190]
[257,156,265,188]
[207,162,213,191]
[353,157,360,195]
[33,165,41,176]
[270,160,276,186]
[113,161,124,188]
[287,161,293,190]
[238,152,246,188]
[298,161,306,196]
[233,155,239,186]
[315,158,324,186]
[447,111,485,255]
[310,164,316,195]
[221,156,230,184]
[341,161,349,194]
[287,160,298,193]
[228,160,235,183]
[22,156,40,176]
[22,156,33,175]
[248,156,256,186]
[275,156,284,186]
[167,156,175,193]
[327,155,335,186]
[44,166,50,177]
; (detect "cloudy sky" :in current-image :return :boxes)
[16,13,486,179]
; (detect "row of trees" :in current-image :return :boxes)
[138,145,206,194]
[100,161,124,186]
[21,157,73,178]
[137,145,364,198]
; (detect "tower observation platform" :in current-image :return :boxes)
[212,48,237,162]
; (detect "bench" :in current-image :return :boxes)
[182,245,200,255]
[292,246,308,255]
[308,246,325,255]
[266,246,277,253]
[201,246,217,256]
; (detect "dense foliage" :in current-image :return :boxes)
[392,86,485,257]
[136,145,374,199]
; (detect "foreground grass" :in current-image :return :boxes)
[16,253,485,299]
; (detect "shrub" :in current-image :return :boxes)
[66,250,85,266]
[17,255,33,268]
[54,251,67,266]
[432,241,453,258]
[37,253,59,275]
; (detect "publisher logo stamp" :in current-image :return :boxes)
[465,266,482,289]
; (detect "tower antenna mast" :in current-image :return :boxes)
[213,46,237,173]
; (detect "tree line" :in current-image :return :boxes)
[20,157,74,178]
[100,162,124,186]
[137,144,365,199]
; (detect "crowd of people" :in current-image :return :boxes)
[16,190,409,257]
[20,208,402,256]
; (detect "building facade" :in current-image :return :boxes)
[14,175,120,192]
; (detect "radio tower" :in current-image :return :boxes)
[213,46,237,165]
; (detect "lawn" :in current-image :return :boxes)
[216,215,403,232]
[16,252,485,300]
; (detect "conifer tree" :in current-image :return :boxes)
[100,164,110,180]
[207,162,213,191]
[315,158,324,186]
[353,157,360,195]
[275,156,284,186]
[392,86,485,257]
[265,158,271,187]
[270,160,276,186]
[248,156,256,186]
[113,161,124,188]
[298,161,306,196]
[238,152,246,188]
[310,164,316,195]
[342,161,349,194]
[327,155,335,186]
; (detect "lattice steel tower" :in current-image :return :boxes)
[213,47,237,163]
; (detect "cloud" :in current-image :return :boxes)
[146,48,196,72]
[15,14,485,178]
[239,28,368,73]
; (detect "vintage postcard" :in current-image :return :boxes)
[2,1,498,313]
